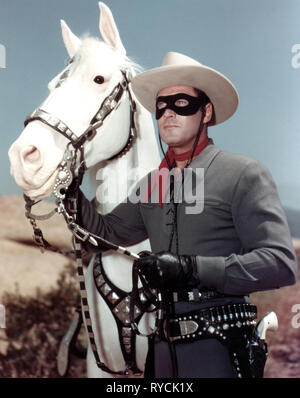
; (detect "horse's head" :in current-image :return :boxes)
[9,2,144,200]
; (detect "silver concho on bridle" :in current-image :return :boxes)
[53,147,74,200]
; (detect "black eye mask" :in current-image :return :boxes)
[155,93,208,120]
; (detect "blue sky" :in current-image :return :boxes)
[0,0,300,210]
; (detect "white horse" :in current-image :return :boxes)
[8,2,160,378]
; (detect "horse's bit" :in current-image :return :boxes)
[23,69,158,376]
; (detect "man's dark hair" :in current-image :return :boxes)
[194,88,216,126]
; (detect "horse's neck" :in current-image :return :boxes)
[88,100,160,214]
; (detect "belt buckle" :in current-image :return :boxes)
[179,319,199,336]
[163,318,199,342]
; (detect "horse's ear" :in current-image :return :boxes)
[60,19,82,58]
[98,2,126,56]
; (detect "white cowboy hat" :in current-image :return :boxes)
[131,52,239,125]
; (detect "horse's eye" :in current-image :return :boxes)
[94,75,105,84]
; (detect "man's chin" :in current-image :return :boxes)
[160,136,181,147]
[167,142,187,150]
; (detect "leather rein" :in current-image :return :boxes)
[23,69,158,375]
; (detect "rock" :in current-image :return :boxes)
[0,195,73,248]
[0,195,75,299]
[288,352,300,363]
[0,239,73,298]
[0,329,9,356]
[270,344,292,359]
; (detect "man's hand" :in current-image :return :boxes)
[136,251,199,289]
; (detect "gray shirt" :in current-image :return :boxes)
[78,141,297,296]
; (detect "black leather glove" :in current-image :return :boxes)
[136,251,199,290]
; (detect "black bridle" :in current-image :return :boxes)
[24,69,136,185]
[23,69,158,375]
[24,69,136,242]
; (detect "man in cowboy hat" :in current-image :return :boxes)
[75,52,297,378]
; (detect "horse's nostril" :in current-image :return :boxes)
[22,145,41,165]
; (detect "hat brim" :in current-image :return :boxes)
[131,64,239,125]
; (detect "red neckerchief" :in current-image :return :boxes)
[142,136,210,207]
